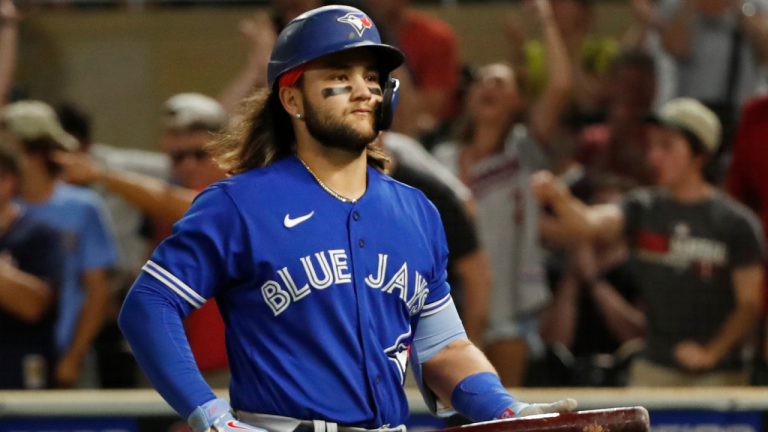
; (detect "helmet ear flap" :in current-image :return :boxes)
[376,78,400,131]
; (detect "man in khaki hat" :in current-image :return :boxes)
[0,100,117,388]
[1,100,79,152]
[161,93,227,192]
[531,97,765,386]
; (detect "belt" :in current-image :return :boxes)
[236,411,406,432]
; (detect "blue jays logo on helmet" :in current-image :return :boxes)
[267,5,404,90]
[337,12,374,37]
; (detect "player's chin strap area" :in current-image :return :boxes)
[375,78,400,132]
[236,410,407,432]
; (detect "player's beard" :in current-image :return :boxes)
[302,96,377,155]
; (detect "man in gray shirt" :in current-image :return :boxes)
[533,98,765,385]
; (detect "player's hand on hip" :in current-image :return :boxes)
[188,398,268,432]
[211,419,267,432]
[512,398,578,417]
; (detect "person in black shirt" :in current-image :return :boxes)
[533,98,765,386]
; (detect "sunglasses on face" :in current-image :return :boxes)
[169,148,209,165]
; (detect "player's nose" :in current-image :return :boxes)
[349,74,373,101]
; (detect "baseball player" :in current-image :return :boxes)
[118,6,576,432]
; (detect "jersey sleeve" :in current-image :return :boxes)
[78,195,118,271]
[419,200,453,319]
[139,185,248,314]
[119,185,247,418]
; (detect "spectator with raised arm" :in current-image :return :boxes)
[56,93,230,388]
[383,132,492,344]
[533,98,765,386]
[510,0,618,127]
[218,0,323,117]
[432,0,571,386]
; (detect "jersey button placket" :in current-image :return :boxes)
[354,212,363,247]
[347,204,380,422]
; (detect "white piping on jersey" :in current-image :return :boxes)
[420,294,452,317]
[143,260,205,309]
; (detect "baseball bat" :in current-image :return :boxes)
[434,407,650,432]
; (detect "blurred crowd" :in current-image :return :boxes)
[1,0,768,394]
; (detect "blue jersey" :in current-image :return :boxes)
[134,155,451,427]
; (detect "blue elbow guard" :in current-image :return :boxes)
[450,372,527,422]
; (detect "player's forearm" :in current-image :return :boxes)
[64,270,110,363]
[0,267,53,323]
[423,339,497,408]
[103,170,195,223]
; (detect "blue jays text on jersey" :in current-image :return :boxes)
[131,155,453,428]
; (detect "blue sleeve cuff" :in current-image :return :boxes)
[450,372,525,422]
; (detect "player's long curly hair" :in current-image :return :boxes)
[208,88,388,175]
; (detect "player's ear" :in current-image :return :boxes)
[278,86,304,120]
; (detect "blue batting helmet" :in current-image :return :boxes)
[267,5,405,89]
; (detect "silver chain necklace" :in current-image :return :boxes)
[298,157,357,204]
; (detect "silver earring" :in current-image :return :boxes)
[295,113,302,119]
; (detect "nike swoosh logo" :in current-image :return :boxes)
[284,211,315,228]
[226,420,257,430]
